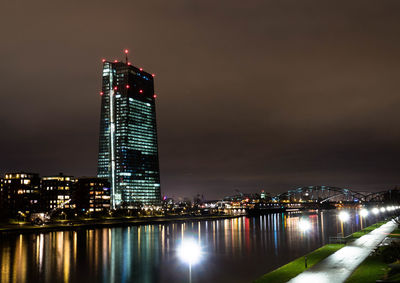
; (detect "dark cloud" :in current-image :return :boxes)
[0,0,399,199]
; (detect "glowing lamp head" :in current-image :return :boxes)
[372,207,379,215]
[114,86,118,90]
[100,91,103,96]
[127,62,131,65]
[153,94,157,98]
[114,60,118,63]
[124,49,129,54]
[338,211,350,222]
[299,218,312,232]
[102,59,106,63]
[126,85,130,89]
[380,207,386,212]
[139,68,143,71]
[177,238,202,265]
[152,74,155,77]
[360,209,368,217]
[139,89,143,93]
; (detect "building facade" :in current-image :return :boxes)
[41,174,76,211]
[0,172,41,216]
[73,177,111,212]
[97,56,161,208]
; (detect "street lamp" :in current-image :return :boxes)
[338,211,350,237]
[299,218,312,232]
[360,209,368,217]
[372,207,379,215]
[177,238,202,283]
[338,211,350,222]
[359,209,368,230]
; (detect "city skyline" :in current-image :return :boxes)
[1,1,400,199]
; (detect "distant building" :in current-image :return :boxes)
[97,54,161,208]
[0,173,40,216]
[73,177,111,212]
[41,173,76,211]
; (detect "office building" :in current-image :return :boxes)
[0,172,40,215]
[41,173,76,211]
[97,52,161,208]
[73,177,111,212]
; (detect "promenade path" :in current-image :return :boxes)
[288,219,398,283]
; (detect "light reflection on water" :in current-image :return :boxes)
[0,210,384,283]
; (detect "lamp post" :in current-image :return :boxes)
[359,209,368,230]
[338,211,350,237]
[299,218,312,233]
[177,238,202,283]
[360,209,368,217]
[372,207,380,215]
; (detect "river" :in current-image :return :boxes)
[0,210,385,283]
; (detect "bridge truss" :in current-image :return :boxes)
[271,186,396,203]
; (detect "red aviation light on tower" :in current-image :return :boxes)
[151,74,155,77]
[124,49,129,63]
[114,86,118,91]
[139,68,143,71]
[100,91,104,96]
[126,85,130,89]
[153,94,157,98]
[139,89,143,94]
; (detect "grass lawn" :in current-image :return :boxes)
[254,244,344,283]
[349,221,386,239]
[345,254,387,283]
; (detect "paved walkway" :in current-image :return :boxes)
[288,220,398,283]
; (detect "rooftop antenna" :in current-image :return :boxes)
[124,49,129,64]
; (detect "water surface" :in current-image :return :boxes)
[0,210,384,283]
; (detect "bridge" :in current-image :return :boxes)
[223,186,400,215]
[271,185,400,204]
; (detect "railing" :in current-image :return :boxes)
[328,234,355,244]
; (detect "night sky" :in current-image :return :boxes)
[1,0,400,199]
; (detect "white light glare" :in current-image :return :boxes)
[380,207,386,212]
[360,209,368,217]
[299,218,312,232]
[372,207,379,215]
[177,238,202,265]
[339,211,350,222]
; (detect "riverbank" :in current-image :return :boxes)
[254,243,345,283]
[345,225,400,283]
[0,214,240,235]
[254,219,396,283]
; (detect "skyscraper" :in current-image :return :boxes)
[97,50,161,208]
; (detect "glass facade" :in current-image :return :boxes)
[97,61,161,208]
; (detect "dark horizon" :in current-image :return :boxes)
[1,0,400,199]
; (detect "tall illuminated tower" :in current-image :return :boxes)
[97,50,161,208]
